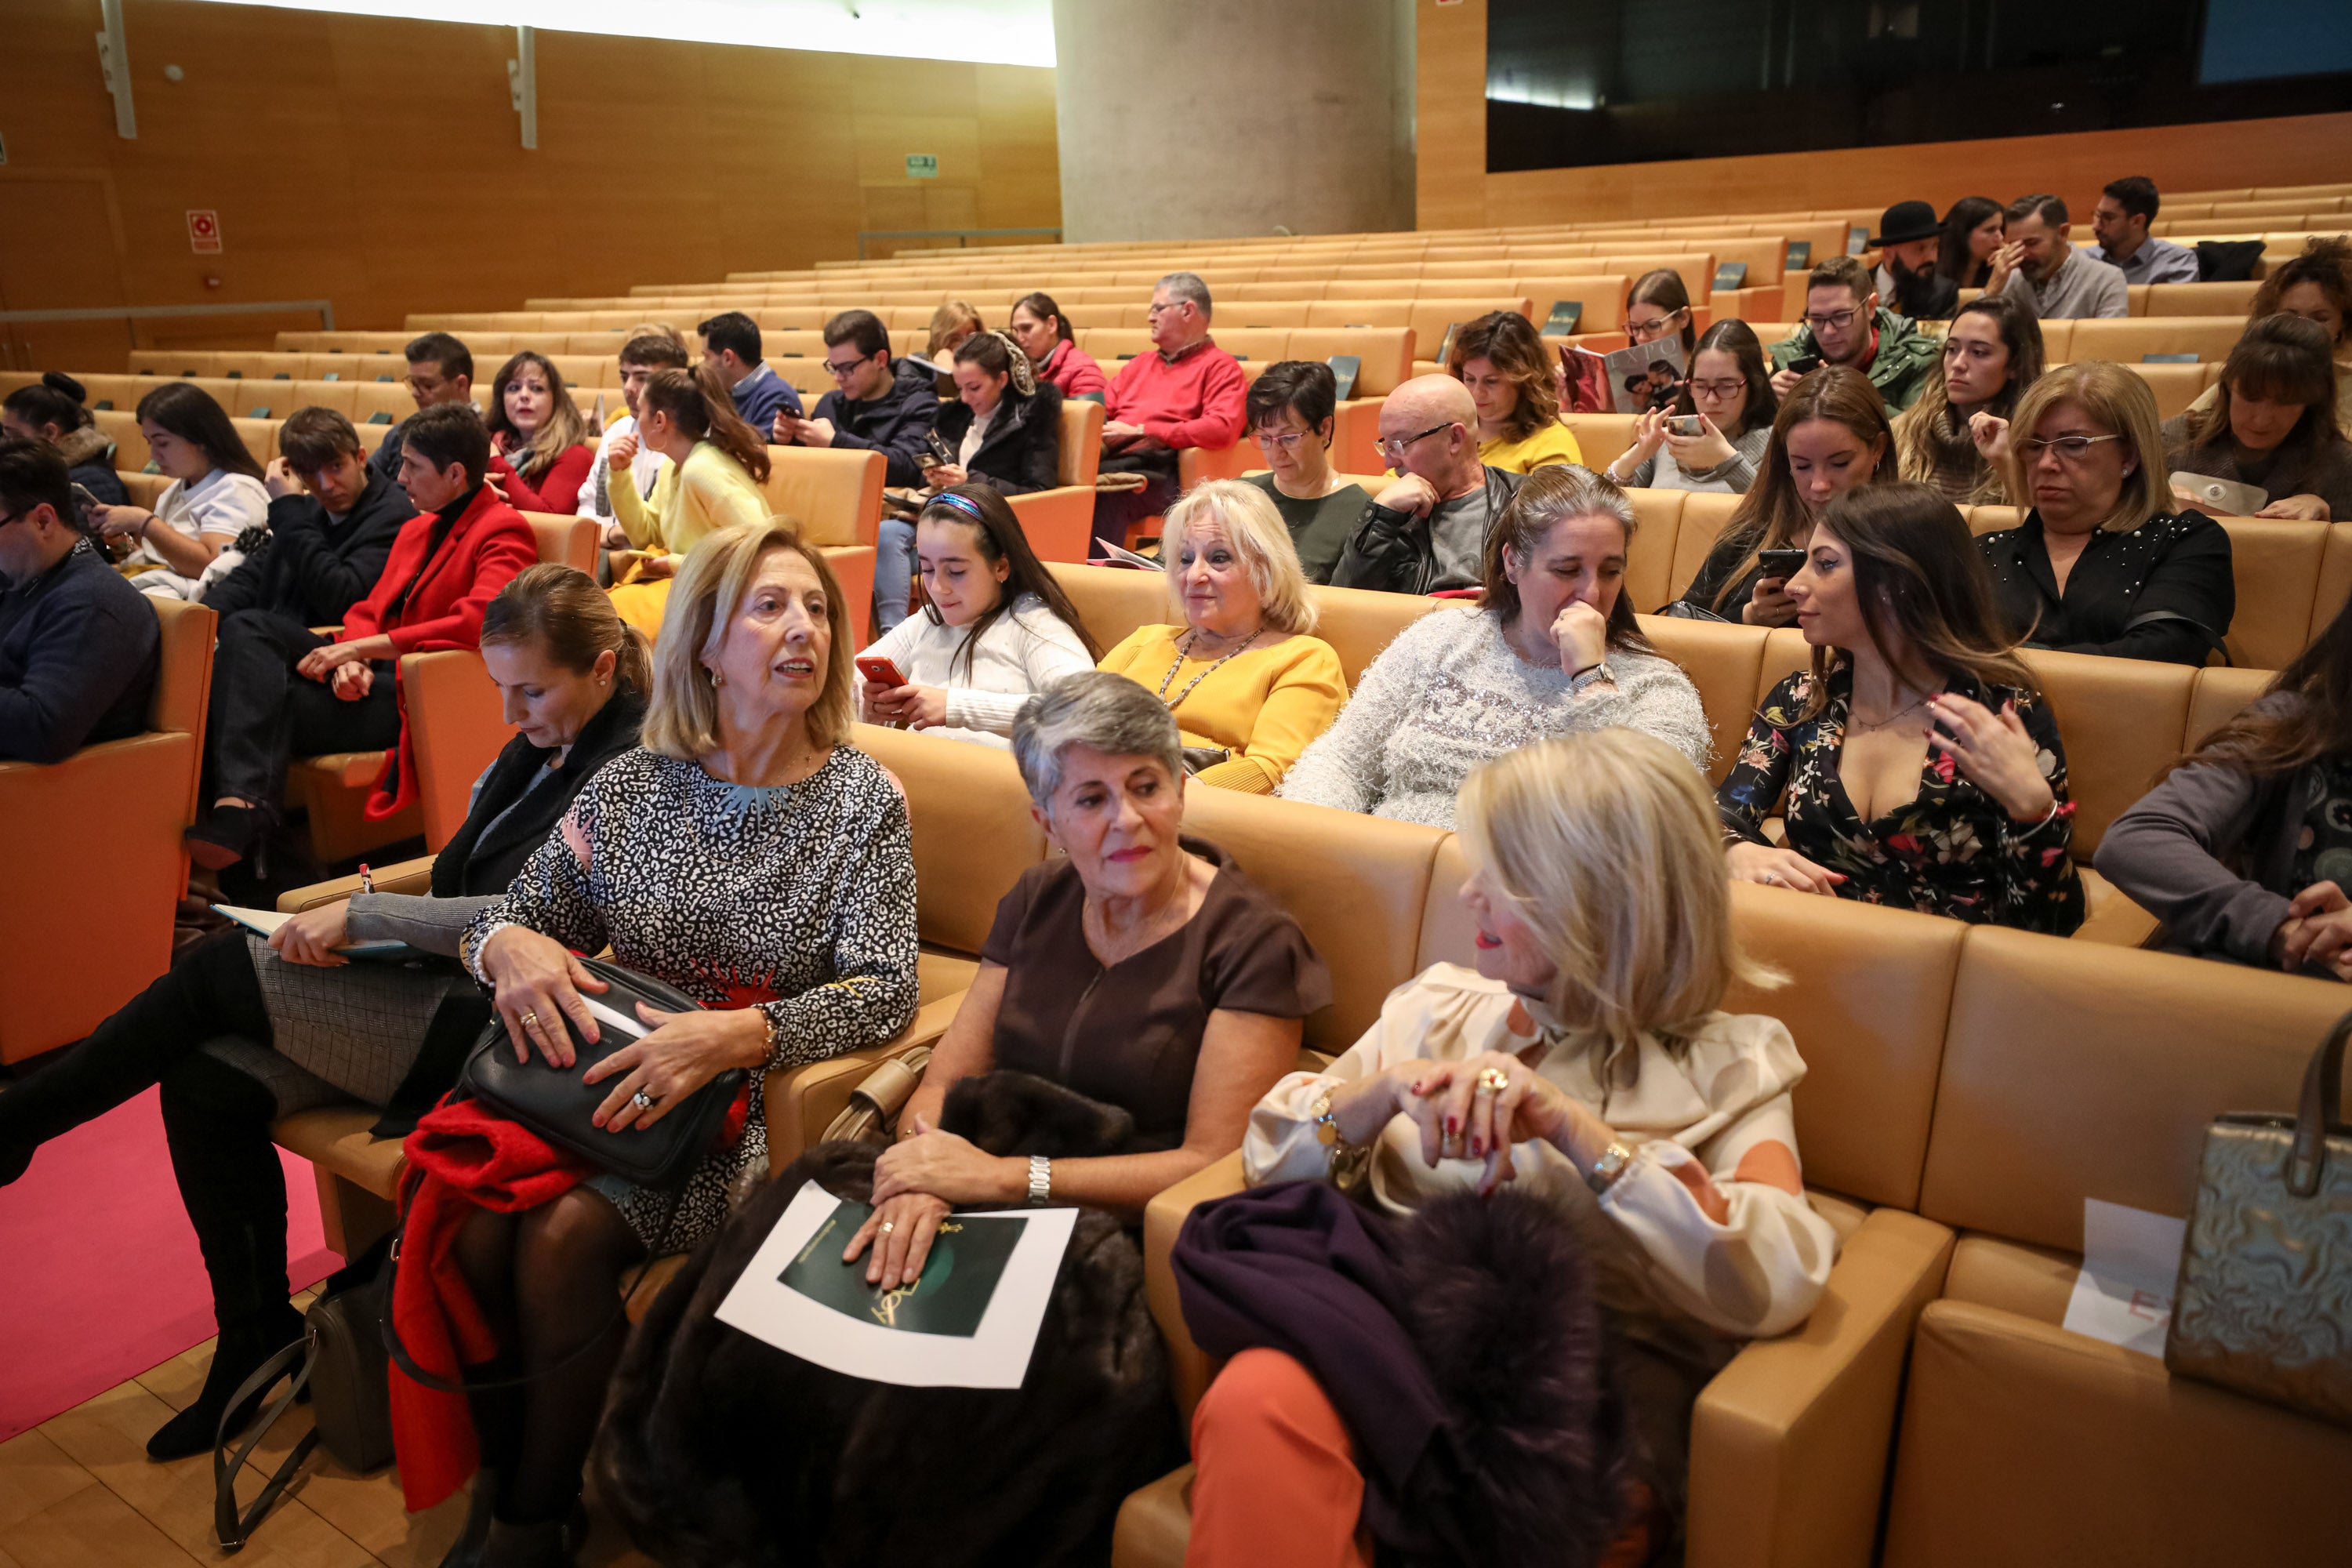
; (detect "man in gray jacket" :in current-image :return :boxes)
[1333,376,1526,595]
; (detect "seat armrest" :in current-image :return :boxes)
[762,989,964,1172]
[1686,1206,1955,1568]
[1142,1149,1248,1425]
[275,854,437,912]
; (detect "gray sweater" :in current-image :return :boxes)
[2092,693,2335,970]
[1277,606,1711,829]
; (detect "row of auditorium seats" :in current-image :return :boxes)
[256,703,2352,1567]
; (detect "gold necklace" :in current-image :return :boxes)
[1847,688,1932,730]
[1156,624,1262,710]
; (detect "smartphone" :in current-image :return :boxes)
[1785,355,1823,377]
[921,432,956,469]
[1757,548,1808,579]
[1665,415,1704,438]
[854,654,909,688]
[68,482,102,524]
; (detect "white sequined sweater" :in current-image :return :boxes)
[1276,605,1712,829]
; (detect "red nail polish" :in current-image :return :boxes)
[1446,1115,1459,1134]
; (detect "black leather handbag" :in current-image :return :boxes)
[458,956,748,1188]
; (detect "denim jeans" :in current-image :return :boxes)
[874,514,916,632]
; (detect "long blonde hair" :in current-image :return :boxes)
[2001,362,2170,531]
[1457,730,1781,1059]
[643,521,854,760]
[1161,480,1319,635]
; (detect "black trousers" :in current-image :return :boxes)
[205,609,401,812]
[0,929,292,1328]
[1091,448,1181,554]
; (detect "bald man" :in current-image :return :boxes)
[1332,376,1528,594]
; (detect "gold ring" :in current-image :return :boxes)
[1477,1066,1510,1093]
[879,1221,896,1235]
[521,1010,539,1028]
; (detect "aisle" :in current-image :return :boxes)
[0,1085,337,1443]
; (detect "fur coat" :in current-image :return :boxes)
[593,1070,1181,1567]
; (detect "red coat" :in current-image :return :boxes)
[488,443,594,515]
[347,484,539,818]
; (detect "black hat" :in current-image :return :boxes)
[1870,201,1940,248]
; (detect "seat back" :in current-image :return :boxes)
[1181,789,1448,1055]
[762,446,885,548]
[401,651,506,851]
[2020,648,2196,858]
[1047,561,1177,655]
[149,597,217,739]
[1058,397,1105,487]
[852,724,1047,953]
[2065,317,2245,365]
[2184,665,2274,746]
[2215,518,2327,671]
[1303,583,1446,687]
[521,513,599,573]
[1638,615,1769,783]
[1919,927,2349,1254]
[1624,487,1686,612]
[1668,492,1748,604]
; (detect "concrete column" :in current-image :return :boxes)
[1051,0,1415,243]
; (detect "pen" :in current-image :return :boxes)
[358,862,375,895]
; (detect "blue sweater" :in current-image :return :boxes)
[0,539,160,764]
[731,364,804,431]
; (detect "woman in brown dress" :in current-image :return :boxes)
[846,669,1330,1287]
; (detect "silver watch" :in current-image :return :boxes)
[1567,659,1615,694]
[1584,1140,1634,1195]
[1027,1154,1052,1206]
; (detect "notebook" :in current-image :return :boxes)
[1327,354,1361,401]
[1711,263,1748,292]
[1785,241,1813,270]
[1543,300,1583,336]
[215,905,419,962]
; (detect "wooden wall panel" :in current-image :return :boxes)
[1417,0,2352,234]
[0,0,1059,350]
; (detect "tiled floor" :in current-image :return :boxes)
[0,1292,655,1568]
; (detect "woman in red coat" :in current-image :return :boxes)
[186,403,539,865]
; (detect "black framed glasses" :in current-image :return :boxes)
[1802,307,1863,332]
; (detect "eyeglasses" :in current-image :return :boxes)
[1624,310,1682,339]
[1145,300,1191,318]
[1687,379,1746,399]
[404,376,445,394]
[1802,307,1863,332]
[1374,421,1457,460]
[1253,428,1311,452]
[2022,434,2127,463]
[823,357,869,379]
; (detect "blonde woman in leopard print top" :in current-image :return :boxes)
[450,523,918,1554]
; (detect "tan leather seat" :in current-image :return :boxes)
[1004,397,1105,564]
[1638,612,1765,782]
[0,598,213,1063]
[762,445,885,641]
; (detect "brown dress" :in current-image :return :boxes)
[981,837,1331,1149]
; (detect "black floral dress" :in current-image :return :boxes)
[465,746,920,1250]
[1717,659,2085,935]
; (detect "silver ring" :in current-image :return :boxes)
[879,1221,896,1236]
[630,1090,655,1112]
[1762,873,1778,886]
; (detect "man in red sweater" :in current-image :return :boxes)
[1093,271,1247,554]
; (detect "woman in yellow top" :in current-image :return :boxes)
[1447,310,1584,474]
[604,365,775,637]
[1097,480,1347,794]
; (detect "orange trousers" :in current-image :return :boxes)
[1184,1348,1373,1568]
[1183,1348,1659,1568]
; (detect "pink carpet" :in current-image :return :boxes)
[0,1085,341,1440]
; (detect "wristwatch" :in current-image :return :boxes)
[1584,1139,1635,1195]
[1312,1087,1370,1188]
[1027,1154,1053,1206]
[1567,659,1615,694]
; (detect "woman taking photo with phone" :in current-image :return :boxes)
[856,485,1098,747]
[1717,483,2083,935]
[1893,295,2045,503]
[1671,367,1894,623]
[1605,320,1778,494]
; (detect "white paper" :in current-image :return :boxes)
[713,1179,1077,1388]
[2061,1197,2187,1358]
[214,904,412,958]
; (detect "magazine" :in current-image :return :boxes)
[1599,337,1688,415]
[714,1180,1078,1388]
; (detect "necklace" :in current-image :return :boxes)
[1156,623,1262,710]
[1847,688,1932,731]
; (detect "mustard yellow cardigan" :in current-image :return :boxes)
[612,441,771,558]
[1098,625,1348,794]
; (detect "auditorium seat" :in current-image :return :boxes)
[1004,397,1105,563]
[760,445,886,643]
[0,597,213,1064]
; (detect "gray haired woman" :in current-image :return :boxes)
[844,670,1332,1288]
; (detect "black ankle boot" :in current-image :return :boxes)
[146,1304,307,1461]
[185,804,271,873]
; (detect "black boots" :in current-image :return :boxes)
[145,1302,307,1460]
[184,803,272,873]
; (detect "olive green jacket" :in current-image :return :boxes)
[1767,307,1940,413]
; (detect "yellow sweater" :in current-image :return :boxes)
[612,441,771,558]
[1098,625,1348,794]
[1478,422,1584,474]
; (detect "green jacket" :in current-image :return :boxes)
[1768,307,1939,413]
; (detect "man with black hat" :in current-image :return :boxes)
[1870,201,1958,321]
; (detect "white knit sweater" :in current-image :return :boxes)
[1276,605,1711,829]
[855,592,1094,749]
